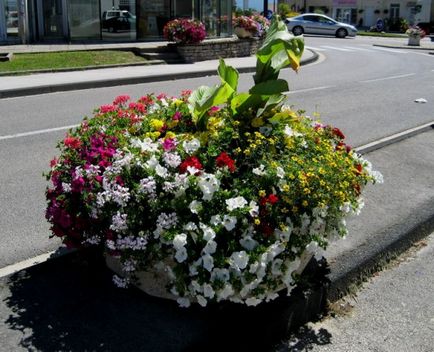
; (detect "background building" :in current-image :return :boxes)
[0,0,233,44]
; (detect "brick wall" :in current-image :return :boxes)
[175,37,264,63]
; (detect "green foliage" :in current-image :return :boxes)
[188,17,304,126]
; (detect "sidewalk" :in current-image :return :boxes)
[1,127,433,351]
[0,48,318,99]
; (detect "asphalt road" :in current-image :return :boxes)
[0,36,433,269]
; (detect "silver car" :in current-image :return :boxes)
[285,13,357,38]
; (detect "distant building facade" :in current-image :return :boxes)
[0,0,233,44]
[284,0,434,28]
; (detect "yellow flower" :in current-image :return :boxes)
[259,190,266,197]
[302,200,308,207]
[254,218,261,225]
[165,131,176,139]
[150,119,164,131]
[174,99,183,106]
[292,206,299,213]
[251,117,264,127]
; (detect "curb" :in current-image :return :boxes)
[0,49,318,99]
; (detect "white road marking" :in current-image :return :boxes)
[287,86,334,94]
[360,73,415,83]
[342,46,375,52]
[320,45,353,52]
[0,124,79,141]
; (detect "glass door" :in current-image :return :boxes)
[41,0,64,38]
[101,0,136,41]
[68,0,100,40]
[137,0,170,40]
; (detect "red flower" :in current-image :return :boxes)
[113,95,130,105]
[64,136,82,149]
[260,194,279,206]
[179,156,203,174]
[216,152,236,172]
[332,127,345,140]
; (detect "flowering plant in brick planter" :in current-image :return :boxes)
[233,15,260,37]
[45,20,381,308]
[163,18,206,44]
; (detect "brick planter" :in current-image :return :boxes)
[173,37,264,63]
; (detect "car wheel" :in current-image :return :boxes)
[292,26,304,36]
[336,28,348,38]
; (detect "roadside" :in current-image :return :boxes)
[277,232,434,352]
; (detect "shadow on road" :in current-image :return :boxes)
[2,251,331,352]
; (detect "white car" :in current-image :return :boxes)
[285,13,357,38]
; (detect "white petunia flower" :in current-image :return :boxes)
[132,137,159,152]
[211,268,230,282]
[229,251,249,270]
[189,200,202,214]
[197,174,220,201]
[223,215,237,231]
[177,297,191,308]
[276,166,285,179]
[155,164,169,178]
[62,182,71,193]
[284,125,302,138]
[239,236,258,251]
[252,164,266,176]
[197,295,207,307]
[203,284,215,299]
[203,240,217,255]
[245,297,262,306]
[175,247,188,263]
[248,201,259,217]
[200,223,216,241]
[173,233,187,250]
[217,284,234,301]
[226,196,248,212]
[145,155,159,170]
[202,253,214,272]
[210,215,222,226]
[184,222,198,231]
[182,138,201,154]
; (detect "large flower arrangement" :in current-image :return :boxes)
[233,15,260,35]
[252,14,271,37]
[163,18,206,44]
[46,20,382,308]
[405,25,426,38]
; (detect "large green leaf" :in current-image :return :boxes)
[218,58,239,91]
[254,19,304,85]
[249,79,289,95]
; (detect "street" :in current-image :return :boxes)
[0,35,433,270]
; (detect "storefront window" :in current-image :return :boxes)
[200,0,232,37]
[101,0,136,41]
[68,0,100,39]
[5,0,19,37]
[42,0,64,37]
[137,0,170,40]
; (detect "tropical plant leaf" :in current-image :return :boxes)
[254,19,304,85]
[218,58,239,91]
[249,79,289,95]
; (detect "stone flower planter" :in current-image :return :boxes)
[408,36,421,46]
[173,37,264,63]
[234,27,254,39]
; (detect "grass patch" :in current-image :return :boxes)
[0,50,147,74]
[358,31,407,38]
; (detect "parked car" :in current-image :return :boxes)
[285,13,357,38]
[102,10,136,33]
